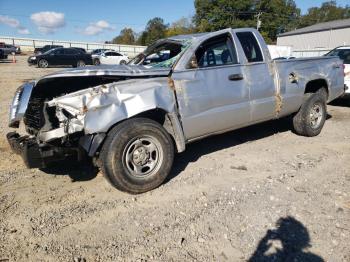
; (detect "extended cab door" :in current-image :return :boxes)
[172,33,250,140]
[236,31,276,122]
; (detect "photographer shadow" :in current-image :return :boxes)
[249,216,324,262]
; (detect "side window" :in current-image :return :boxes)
[236,32,263,63]
[195,34,238,68]
[54,49,64,55]
[64,49,77,55]
[115,52,122,56]
[105,52,115,56]
[338,50,350,64]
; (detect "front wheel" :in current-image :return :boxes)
[100,118,174,194]
[38,59,48,68]
[120,60,127,65]
[293,90,327,137]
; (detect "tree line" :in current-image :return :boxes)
[110,0,350,46]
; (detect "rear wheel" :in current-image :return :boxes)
[100,118,174,194]
[293,89,327,137]
[38,59,48,68]
[77,60,86,67]
[93,59,100,65]
[120,60,127,65]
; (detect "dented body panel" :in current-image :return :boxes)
[7,28,345,168]
[46,77,176,135]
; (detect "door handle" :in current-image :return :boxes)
[229,74,244,81]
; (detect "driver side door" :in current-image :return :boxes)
[172,33,250,140]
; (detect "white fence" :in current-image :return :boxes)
[0,36,146,57]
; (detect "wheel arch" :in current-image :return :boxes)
[85,108,186,157]
[114,108,186,153]
[304,78,329,99]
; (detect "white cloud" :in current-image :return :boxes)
[30,11,65,34]
[17,28,30,35]
[81,20,115,36]
[0,15,30,34]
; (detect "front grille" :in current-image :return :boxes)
[24,98,45,131]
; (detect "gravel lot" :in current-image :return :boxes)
[1,56,350,261]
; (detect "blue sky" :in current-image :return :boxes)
[0,0,349,42]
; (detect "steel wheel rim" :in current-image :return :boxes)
[310,103,323,129]
[123,135,163,177]
[39,60,48,68]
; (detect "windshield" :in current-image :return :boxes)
[128,40,189,68]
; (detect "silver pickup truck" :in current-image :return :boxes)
[8,28,345,193]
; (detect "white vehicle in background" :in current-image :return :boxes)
[325,46,350,94]
[92,51,129,65]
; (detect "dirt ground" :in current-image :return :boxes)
[0,56,350,262]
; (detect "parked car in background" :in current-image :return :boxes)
[90,48,113,55]
[34,45,63,55]
[28,47,92,68]
[8,28,345,194]
[0,43,17,55]
[93,51,129,65]
[0,49,7,59]
[325,46,350,93]
[15,46,21,54]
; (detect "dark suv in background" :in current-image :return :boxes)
[28,47,92,68]
[0,49,7,59]
[34,45,63,55]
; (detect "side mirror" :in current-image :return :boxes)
[188,55,199,69]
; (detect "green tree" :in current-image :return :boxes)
[112,28,136,45]
[257,0,301,43]
[298,1,350,28]
[166,17,196,37]
[194,0,257,32]
[137,17,168,46]
[194,0,300,43]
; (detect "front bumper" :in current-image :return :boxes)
[7,132,82,168]
[27,56,37,65]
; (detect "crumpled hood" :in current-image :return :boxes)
[38,64,171,82]
[46,76,176,134]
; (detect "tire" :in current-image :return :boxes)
[100,118,174,194]
[38,59,49,68]
[93,59,100,65]
[293,89,327,137]
[77,60,86,67]
[120,60,127,65]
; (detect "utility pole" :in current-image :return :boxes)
[255,12,262,31]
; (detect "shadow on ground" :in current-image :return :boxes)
[40,160,99,182]
[248,216,324,262]
[329,97,350,107]
[167,117,293,183]
[37,114,333,186]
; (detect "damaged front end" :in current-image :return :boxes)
[7,68,180,169]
